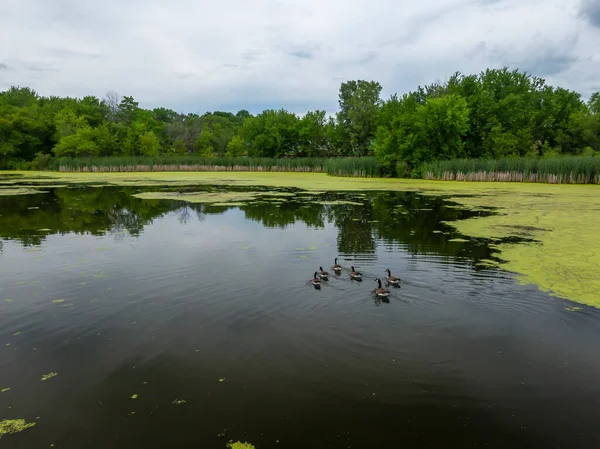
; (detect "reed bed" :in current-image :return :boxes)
[51,156,328,173]
[422,156,600,184]
[325,157,382,177]
[49,156,384,177]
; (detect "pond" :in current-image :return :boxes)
[1,185,600,449]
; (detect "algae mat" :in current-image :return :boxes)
[5,171,600,308]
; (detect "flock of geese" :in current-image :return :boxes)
[311,258,400,297]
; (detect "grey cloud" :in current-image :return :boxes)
[357,52,377,65]
[24,62,59,72]
[46,48,101,59]
[580,0,600,29]
[290,50,313,59]
[1,0,597,113]
[497,34,580,77]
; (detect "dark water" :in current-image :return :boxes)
[1,185,600,449]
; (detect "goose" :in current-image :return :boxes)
[350,266,362,280]
[374,278,389,297]
[332,258,342,273]
[385,269,400,285]
[311,271,321,287]
[319,266,329,279]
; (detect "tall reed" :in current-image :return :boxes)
[325,157,382,177]
[50,156,328,173]
[422,156,600,184]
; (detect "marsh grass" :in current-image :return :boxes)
[50,156,328,173]
[49,156,384,177]
[422,156,600,184]
[325,157,381,177]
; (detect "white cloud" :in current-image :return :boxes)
[0,0,598,113]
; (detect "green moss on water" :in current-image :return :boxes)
[448,238,469,243]
[0,188,47,196]
[130,394,138,399]
[316,200,364,206]
[40,372,57,381]
[0,419,36,439]
[1,388,10,393]
[51,299,65,303]
[227,441,256,449]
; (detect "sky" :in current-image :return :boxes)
[1,0,599,114]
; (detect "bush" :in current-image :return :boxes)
[30,152,53,170]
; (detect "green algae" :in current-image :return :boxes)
[172,399,186,405]
[317,200,364,206]
[51,299,65,303]
[130,394,138,399]
[40,372,57,381]
[0,188,47,196]
[448,238,469,243]
[227,441,255,449]
[1,388,10,393]
[0,419,36,439]
[565,306,583,312]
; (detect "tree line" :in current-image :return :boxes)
[1,67,599,175]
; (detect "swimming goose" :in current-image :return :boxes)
[319,266,329,279]
[374,278,389,297]
[350,266,362,280]
[332,258,342,273]
[385,269,400,285]
[311,271,321,287]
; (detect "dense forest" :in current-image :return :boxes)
[1,67,599,176]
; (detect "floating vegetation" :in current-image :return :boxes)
[13,331,21,336]
[0,419,36,439]
[41,372,57,381]
[226,441,256,449]
[172,399,187,405]
[316,200,363,206]
[0,188,47,197]
[1,388,10,393]
[5,299,14,302]
[565,306,583,312]
[51,299,65,303]
[130,394,138,399]
[218,378,225,382]
[308,246,317,250]
[448,238,469,243]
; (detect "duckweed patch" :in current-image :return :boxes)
[316,200,364,206]
[0,419,36,439]
[1,388,10,393]
[227,441,256,449]
[0,188,47,197]
[41,372,57,381]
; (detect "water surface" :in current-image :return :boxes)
[1,186,599,449]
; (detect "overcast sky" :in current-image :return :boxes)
[1,0,599,114]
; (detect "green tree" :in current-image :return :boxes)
[226,135,246,157]
[337,80,382,155]
[53,126,99,157]
[139,131,161,156]
[195,131,214,157]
